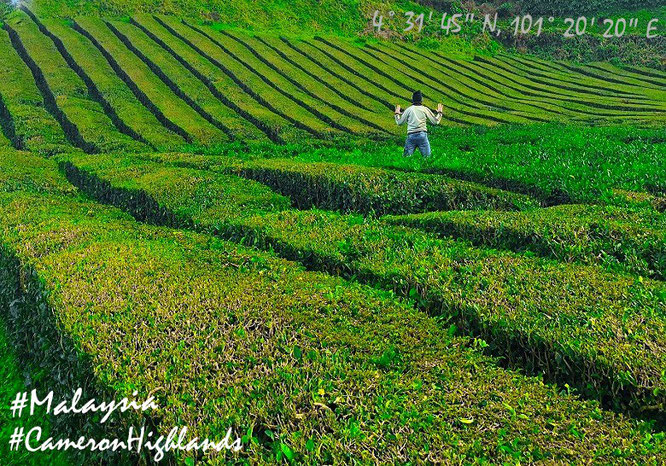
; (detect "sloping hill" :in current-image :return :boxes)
[25,0,368,35]
[0,8,664,154]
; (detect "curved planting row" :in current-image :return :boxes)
[389,42,642,121]
[74,17,226,146]
[585,62,666,89]
[283,38,396,111]
[23,9,153,149]
[6,11,147,153]
[182,20,352,137]
[60,152,666,422]
[311,36,514,127]
[505,53,666,105]
[151,15,320,142]
[381,42,562,121]
[255,36,378,114]
[1,10,663,152]
[110,20,268,144]
[1,151,79,196]
[225,157,539,215]
[4,19,94,153]
[384,205,666,280]
[480,55,666,111]
[298,124,665,208]
[360,42,550,123]
[466,56,664,120]
[39,18,185,151]
[499,54,656,99]
[106,20,236,142]
[318,36,528,126]
[5,154,665,463]
[0,30,70,154]
[218,30,394,136]
[129,15,282,143]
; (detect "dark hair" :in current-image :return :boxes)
[412,90,422,105]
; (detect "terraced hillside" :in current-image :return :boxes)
[0,8,664,154]
[1,5,666,466]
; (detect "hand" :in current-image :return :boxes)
[395,104,401,114]
[437,103,443,113]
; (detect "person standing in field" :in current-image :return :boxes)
[394,90,443,158]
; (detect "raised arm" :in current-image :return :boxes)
[395,105,409,126]
[426,104,443,125]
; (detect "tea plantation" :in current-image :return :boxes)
[0,1,665,464]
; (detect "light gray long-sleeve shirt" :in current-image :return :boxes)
[395,105,442,133]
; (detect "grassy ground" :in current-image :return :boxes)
[0,320,70,465]
[1,151,665,463]
[226,123,665,208]
[0,3,664,464]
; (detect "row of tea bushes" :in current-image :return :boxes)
[145,154,539,215]
[384,205,666,279]
[60,152,666,419]
[232,158,541,215]
[4,158,665,461]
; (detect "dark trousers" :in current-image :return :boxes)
[403,131,431,157]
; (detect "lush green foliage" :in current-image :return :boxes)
[30,0,367,35]
[0,11,662,153]
[6,11,147,153]
[0,29,71,154]
[74,17,227,146]
[0,150,78,195]
[228,157,539,214]
[41,17,186,151]
[384,204,666,279]
[516,0,664,15]
[0,5,664,463]
[273,123,666,207]
[2,157,666,462]
[60,152,666,418]
[0,319,70,465]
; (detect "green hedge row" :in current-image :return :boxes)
[489,53,662,106]
[283,123,666,208]
[402,42,665,121]
[0,154,152,463]
[131,14,282,143]
[0,315,71,465]
[188,20,379,138]
[7,11,147,153]
[307,36,489,127]
[225,157,539,215]
[165,17,334,139]
[22,8,159,151]
[1,150,78,195]
[355,40,538,124]
[479,54,666,109]
[150,15,317,142]
[74,17,226,147]
[257,35,387,115]
[0,29,71,154]
[378,41,554,122]
[60,152,666,419]
[314,36,529,126]
[112,19,268,144]
[282,37,396,111]
[107,19,237,141]
[128,153,538,215]
[384,204,666,279]
[2,165,666,462]
[219,30,393,136]
[42,16,186,151]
